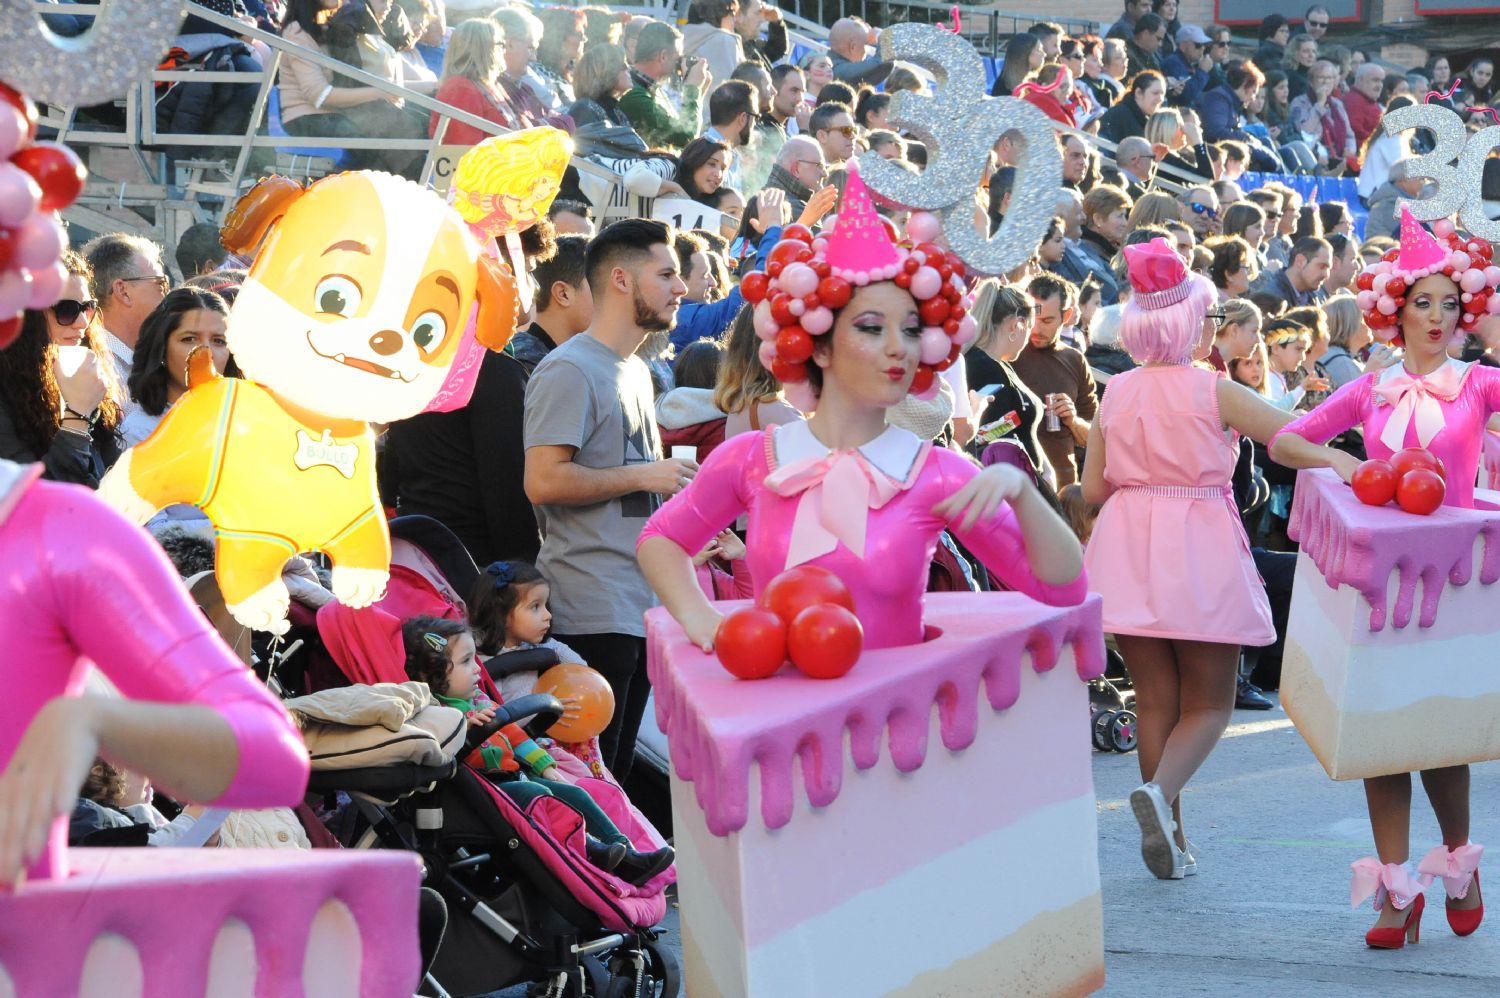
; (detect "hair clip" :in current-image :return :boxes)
[486,561,515,589]
[423,632,449,652]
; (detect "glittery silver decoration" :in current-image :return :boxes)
[857,23,1062,277]
[0,0,186,106]
[1382,103,1469,224]
[1455,125,1500,243]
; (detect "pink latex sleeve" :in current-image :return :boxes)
[637,431,755,559]
[929,447,1090,607]
[1270,375,1372,450]
[37,482,309,807]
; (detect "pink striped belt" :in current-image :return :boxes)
[1118,484,1230,499]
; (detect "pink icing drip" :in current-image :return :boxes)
[1287,469,1500,631]
[646,592,1105,836]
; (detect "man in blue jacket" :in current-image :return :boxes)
[1162,24,1212,109]
[669,188,786,351]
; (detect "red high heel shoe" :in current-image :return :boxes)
[1447,870,1483,937]
[1366,893,1424,949]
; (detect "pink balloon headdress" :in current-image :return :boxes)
[1123,237,1193,310]
[1354,207,1500,344]
[739,160,978,408]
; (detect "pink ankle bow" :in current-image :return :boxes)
[1351,857,1431,910]
[1371,364,1466,453]
[1418,843,1484,899]
[763,446,922,570]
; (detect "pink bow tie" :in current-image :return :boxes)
[1371,364,1466,453]
[763,447,917,570]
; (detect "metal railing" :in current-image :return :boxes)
[36,2,640,252]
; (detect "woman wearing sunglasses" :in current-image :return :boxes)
[121,289,238,447]
[0,250,125,487]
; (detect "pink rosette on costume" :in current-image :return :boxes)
[739,160,975,406]
[1351,857,1432,910]
[1418,843,1484,899]
[1355,208,1498,343]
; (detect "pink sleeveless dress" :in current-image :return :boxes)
[1084,365,1275,645]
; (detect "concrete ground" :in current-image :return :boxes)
[1094,699,1500,996]
[490,697,1499,997]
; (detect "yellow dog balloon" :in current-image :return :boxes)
[98,170,522,634]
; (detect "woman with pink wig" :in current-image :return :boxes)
[1081,237,1293,881]
[1270,208,1500,948]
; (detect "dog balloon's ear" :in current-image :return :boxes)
[221,176,306,255]
[474,254,520,352]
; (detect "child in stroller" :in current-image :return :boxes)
[403,615,675,887]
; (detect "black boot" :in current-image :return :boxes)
[615,845,675,887]
[585,835,627,872]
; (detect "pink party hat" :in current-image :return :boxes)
[1397,206,1449,275]
[825,160,904,285]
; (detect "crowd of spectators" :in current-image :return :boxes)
[12,0,1500,781]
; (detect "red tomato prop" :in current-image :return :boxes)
[787,604,864,679]
[1351,459,1398,507]
[714,607,788,680]
[533,663,616,741]
[1396,468,1446,516]
[1390,447,1446,483]
[758,565,856,626]
[10,143,86,213]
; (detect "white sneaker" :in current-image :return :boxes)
[1182,840,1197,877]
[1129,783,1185,880]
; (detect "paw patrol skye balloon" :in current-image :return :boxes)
[99,170,521,634]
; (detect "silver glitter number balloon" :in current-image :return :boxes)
[1384,103,1500,241]
[856,23,1061,276]
[0,0,186,106]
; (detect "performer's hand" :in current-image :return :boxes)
[1329,450,1363,484]
[933,463,1030,531]
[0,697,100,888]
[682,605,724,653]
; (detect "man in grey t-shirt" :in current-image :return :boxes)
[523,218,696,782]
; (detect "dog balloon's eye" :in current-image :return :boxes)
[411,312,448,357]
[314,276,362,317]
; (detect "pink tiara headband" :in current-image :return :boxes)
[1354,207,1499,345]
[740,160,978,408]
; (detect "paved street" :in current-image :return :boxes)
[492,697,1500,997]
[1095,699,1500,996]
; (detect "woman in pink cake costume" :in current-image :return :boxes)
[636,163,1087,654]
[1081,238,1292,881]
[0,454,310,887]
[1270,208,1500,947]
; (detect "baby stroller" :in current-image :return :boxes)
[1089,644,1137,754]
[292,517,680,997]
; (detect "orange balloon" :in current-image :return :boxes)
[534,664,615,743]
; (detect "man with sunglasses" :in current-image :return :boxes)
[83,233,170,396]
[1301,5,1330,40]
[1161,24,1213,108]
[1177,186,1221,238]
[809,101,856,169]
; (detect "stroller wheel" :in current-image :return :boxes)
[1109,710,1138,753]
[606,938,680,998]
[1091,710,1118,752]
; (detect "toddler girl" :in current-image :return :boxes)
[402,616,673,887]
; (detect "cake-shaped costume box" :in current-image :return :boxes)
[1281,469,1500,780]
[0,848,422,997]
[647,592,1107,998]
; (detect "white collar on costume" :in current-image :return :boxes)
[1375,356,1474,400]
[772,419,926,482]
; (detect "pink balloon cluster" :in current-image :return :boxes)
[0,86,82,345]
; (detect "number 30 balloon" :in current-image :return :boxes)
[1383,103,1500,243]
[856,24,1061,276]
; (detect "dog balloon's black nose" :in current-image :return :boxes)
[368,330,402,356]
